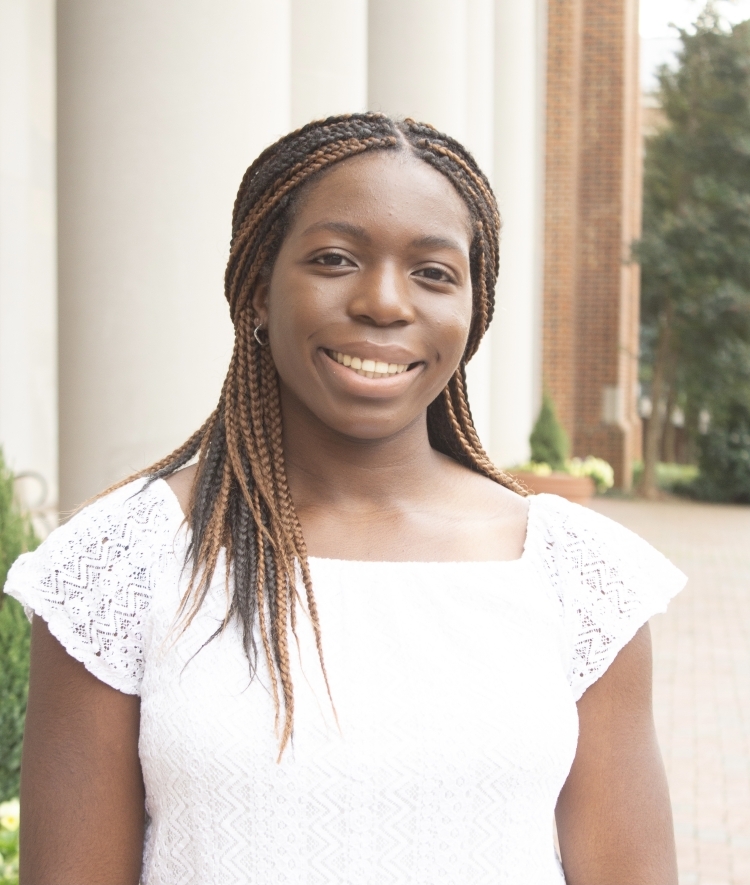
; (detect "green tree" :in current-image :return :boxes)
[529,392,569,470]
[694,398,750,500]
[636,6,750,497]
[0,449,38,801]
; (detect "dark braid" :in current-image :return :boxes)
[106,113,527,758]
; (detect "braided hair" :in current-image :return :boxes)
[113,113,527,757]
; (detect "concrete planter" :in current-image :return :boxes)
[509,471,596,505]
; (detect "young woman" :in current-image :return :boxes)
[8,114,684,884]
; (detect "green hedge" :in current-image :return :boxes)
[0,600,30,802]
[0,449,38,802]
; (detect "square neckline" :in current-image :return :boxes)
[153,477,537,568]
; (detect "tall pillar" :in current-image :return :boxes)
[541,0,582,442]
[463,0,496,449]
[57,1,291,511]
[490,0,546,467]
[620,0,643,471]
[0,0,57,519]
[574,0,641,488]
[368,0,469,142]
[542,0,641,488]
[368,0,497,164]
[290,0,367,128]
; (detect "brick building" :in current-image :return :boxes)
[543,0,643,488]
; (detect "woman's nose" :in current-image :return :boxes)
[348,265,416,326]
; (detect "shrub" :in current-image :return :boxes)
[529,392,569,471]
[0,449,38,802]
[690,401,750,502]
[0,601,31,803]
[657,462,699,492]
[567,456,615,493]
[514,456,616,494]
[0,798,19,885]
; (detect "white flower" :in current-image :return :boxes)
[0,798,20,832]
[565,456,615,492]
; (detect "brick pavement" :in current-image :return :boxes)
[591,498,750,885]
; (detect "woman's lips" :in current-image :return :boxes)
[318,348,424,397]
[326,349,412,379]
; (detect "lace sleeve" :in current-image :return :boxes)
[531,494,687,700]
[3,479,169,695]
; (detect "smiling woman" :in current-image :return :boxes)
[6,114,684,885]
[258,150,479,443]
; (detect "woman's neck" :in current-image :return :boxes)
[282,403,442,514]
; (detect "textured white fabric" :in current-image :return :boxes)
[7,479,686,884]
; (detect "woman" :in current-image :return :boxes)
[8,114,684,884]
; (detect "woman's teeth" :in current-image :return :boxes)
[329,351,410,379]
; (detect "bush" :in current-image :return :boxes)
[657,462,699,492]
[567,456,615,493]
[690,401,750,502]
[0,601,30,803]
[0,449,38,803]
[0,798,19,885]
[529,392,569,471]
[513,455,615,494]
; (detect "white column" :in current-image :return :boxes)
[368,0,469,141]
[463,0,496,450]
[466,0,496,176]
[0,0,57,520]
[290,0,367,128]
[57,0,291,511]
[489,0,546,467]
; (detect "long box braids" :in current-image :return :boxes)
[105,113,528,758]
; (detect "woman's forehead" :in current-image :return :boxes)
[287,150,473,244]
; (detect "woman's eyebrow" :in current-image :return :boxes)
[300,223,465,254]
[301,220,371,241]
[410,234,467,253]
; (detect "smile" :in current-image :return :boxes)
[326,350,413,379]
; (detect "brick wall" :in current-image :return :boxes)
[542,0,642,488]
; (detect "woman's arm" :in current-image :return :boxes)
[555,623,678,885]
[20,616,145,885]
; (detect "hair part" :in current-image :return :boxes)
[109,113,528,758]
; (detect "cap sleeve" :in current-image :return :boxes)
[3,479,170,695]
[530,494,687,700]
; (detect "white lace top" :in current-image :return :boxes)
[7,479,686,885]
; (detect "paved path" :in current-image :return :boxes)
[591,498,750,885]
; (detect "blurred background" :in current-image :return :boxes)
[0,1,749,884]
[0,0,682,516]
[2,0,750,514]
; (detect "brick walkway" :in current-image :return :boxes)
[591,498,750,885]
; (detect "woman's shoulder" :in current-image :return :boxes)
[525,491,686,595]
[526,492,670,563]
[20,476,183,572]
[525,493,687,699]
[4,477,184,695]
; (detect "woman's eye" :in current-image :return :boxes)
[314,253,351,267]
[416,267,453,283]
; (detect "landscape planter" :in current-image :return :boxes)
[508,471,596,505]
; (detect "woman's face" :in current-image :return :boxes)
[253,150,474,441]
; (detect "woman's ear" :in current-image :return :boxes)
[251,278,270,327]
